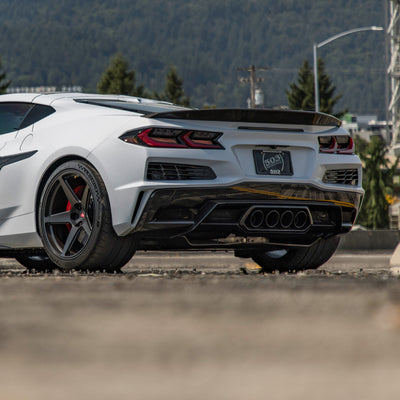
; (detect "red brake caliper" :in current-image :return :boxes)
[66,185,84,231]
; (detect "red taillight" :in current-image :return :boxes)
[336,135,354,154]
[318,136,336,153]
[318,135,354,155]
[120,128,224,149]
[181,131,223,149]
[138,128,186,148]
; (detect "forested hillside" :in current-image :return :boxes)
[0,0,386,117]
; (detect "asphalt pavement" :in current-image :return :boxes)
[0,250,400,400]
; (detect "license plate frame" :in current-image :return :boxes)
[253,150,293,176]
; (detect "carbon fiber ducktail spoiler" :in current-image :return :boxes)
[146,108,341,127]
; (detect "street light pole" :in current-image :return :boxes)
[313,26,384,113]
[313,42,319,112]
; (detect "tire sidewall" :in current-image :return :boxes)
[251,247,309,272]
[251,236,340,272]
[38,160,106,269]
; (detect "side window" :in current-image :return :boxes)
[0,103,33,135]
[19,104,55,130]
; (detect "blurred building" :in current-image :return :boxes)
[7,86,82,94]
[342,114,392,144]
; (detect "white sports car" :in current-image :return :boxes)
[0,93,363,272]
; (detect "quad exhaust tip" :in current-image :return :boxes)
[265,210,280,228]
[244,207,311,231]
[249,210,264,229]
[294,210,308,229]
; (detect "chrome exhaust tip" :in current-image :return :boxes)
[265,210,280,228]
[294,210,308,229]
[241,206,311,232]
[249,209,264,229]
[280,210,294,229]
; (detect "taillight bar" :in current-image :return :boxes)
[319,135,354,155]
[120,128,224,149]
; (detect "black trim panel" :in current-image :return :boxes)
[132,182,362,235]
[20,104,55,130]
[132,183,362,251]
[0,150,38,170]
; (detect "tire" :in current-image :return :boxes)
[251,236,340,273]
[38,160,136,272]
[302,236,340,269]
[15,251,58,272]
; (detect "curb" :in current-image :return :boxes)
[339,230,400,251]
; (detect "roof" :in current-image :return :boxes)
[0,92,152,106]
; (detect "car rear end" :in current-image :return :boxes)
[110,108,363,252]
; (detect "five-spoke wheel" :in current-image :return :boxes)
[38,160,136,272]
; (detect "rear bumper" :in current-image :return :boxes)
[132,182,363,250]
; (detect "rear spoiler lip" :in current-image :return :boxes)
[145,108,341,127]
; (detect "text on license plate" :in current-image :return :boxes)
[253,150,293,176]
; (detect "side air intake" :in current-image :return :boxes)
[323,169,359,186]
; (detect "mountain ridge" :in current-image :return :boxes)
[0,0,387,117]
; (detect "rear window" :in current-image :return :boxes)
[74,98,190,115]
[0,103,33,135]
[0,102,55,135]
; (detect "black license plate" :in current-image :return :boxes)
[253,150,293,176]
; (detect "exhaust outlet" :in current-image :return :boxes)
[265,210,280,228]
[294,210,308,229]
[280,210,294,229]
[249,209,264,228]
[242,206,311,231]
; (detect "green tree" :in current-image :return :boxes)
[156,66,190,106]
[0,56,10,94]
[354,134,369,157]
[357,136,399,229]
[97,53,144,96]
[286,58,344,117]
[286,59,314,112]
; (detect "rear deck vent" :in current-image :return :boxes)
[147,162,216,180]
[323,169,358,186]
[238,126,304,132]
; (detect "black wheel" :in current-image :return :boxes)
[15,251,58,272]
[38,160,136,272]
[251,236,340,273]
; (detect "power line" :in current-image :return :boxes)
[237,65,272,108]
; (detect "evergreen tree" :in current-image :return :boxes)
[286,58,344,117]
[0,56,10,94]
[357,136,399,229]
[354,134,369,157]
[97,53,144,96]
[286,59,314,112]
[158,66,190,106]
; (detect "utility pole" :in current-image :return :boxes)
[238,65,270,108]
